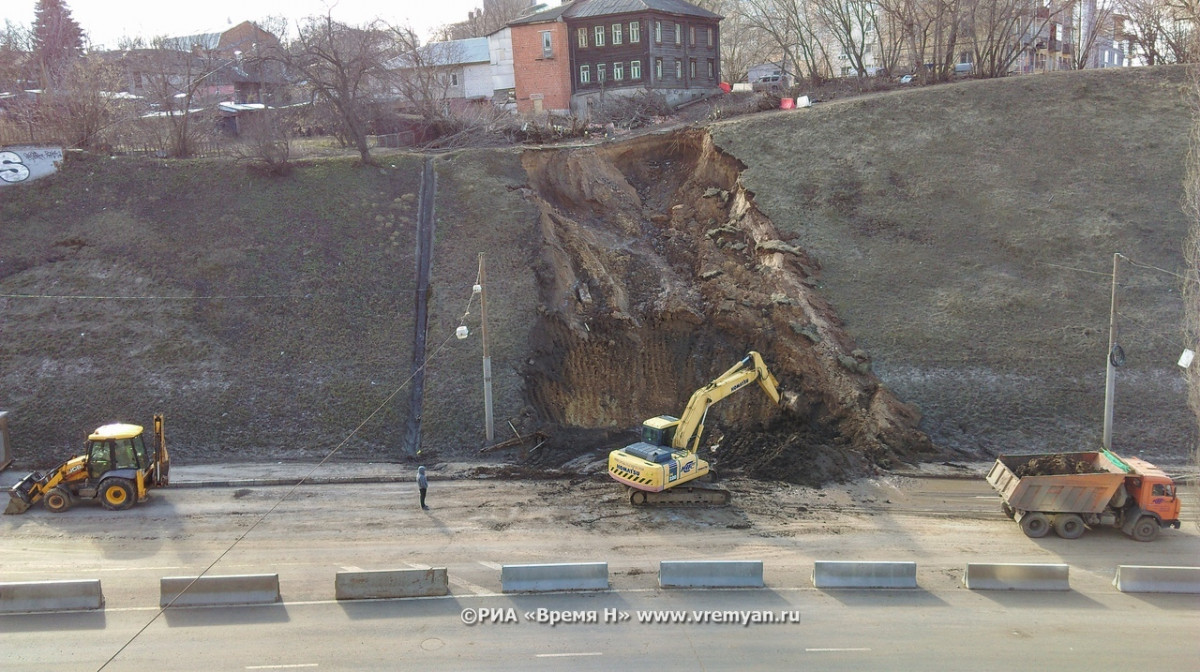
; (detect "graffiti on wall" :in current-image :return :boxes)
[0,146,65,186]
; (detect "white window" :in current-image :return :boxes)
[655,21,662,43]
[689,59,696,78]
[707,59,714,77]
[578,27,587,48]
[594,25,605,47]
[598,63,606,82]
[580,64,591,83]
[690,25,696,45]
[614,62,624,80]
[707,27,713,46]
[631,60,642,79]
[675,58,682,78]
[612,23,623,45]
[541,31,553,58]
[655,58,662,79]
[630,21,641,43]
[674,23,681,45]
[451,72,459,86]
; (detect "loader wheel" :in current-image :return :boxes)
[1131,516,1160,542]
[1019,512,1050,538]
[99,478,136,511]
[1053,514,1085,540]
[43,487,73,513]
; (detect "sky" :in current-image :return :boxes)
[0,0,483,49]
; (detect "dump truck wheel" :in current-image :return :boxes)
[99,478,136,511]
[1019,512,1050,538]
[43,487,73,513]
[1053,514,1085,539]
[1131,515,1159,542]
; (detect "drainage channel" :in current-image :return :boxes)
[403,158,436,456]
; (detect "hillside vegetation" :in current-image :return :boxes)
[0,65,1192,475]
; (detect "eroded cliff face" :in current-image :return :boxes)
[519,128,939,484]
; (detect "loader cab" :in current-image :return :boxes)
[642,415,681,448]
[86,423,149,480]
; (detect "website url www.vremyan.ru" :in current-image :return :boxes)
[636,610,801,626]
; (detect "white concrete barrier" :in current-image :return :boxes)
[0,579,104,613]
[336,568,449,600]
[963,563,1069,591]
[812,561,917,589]
[160,574,281,608]
[500,563,608,593]
[659,560,764,588]
[1113,565,1200,594]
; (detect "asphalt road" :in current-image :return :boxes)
[2,465,1198,670]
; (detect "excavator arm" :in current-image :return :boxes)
[672,351,781,453]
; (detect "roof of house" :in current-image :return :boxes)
[508,3,573,25]
[420,37,491,65]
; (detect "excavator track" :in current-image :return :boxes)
[627,483,731,507]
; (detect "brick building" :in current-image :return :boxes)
[509,0,722,117]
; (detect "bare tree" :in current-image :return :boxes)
[266,14,400,165]
[959,0,1064,77]
[389,28,464,136]
[1069,0,1118,68]
[739,0,835,83]
[812,0,885,76]
[1119,0,1196,63]
[43,54,130,150]
[1185,9,1200,478]
[134,37,227,157]
[686,0,774,83]
[1,20,33,92]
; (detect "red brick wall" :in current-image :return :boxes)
[511,22,572,114]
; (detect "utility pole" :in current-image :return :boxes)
[479,253,494,441]
[1102,252,1124,451]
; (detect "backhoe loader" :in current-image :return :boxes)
[608,352,781,505]
[5,415,169,514]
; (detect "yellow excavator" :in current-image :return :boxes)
[5,415,169,514]
[608,351,781,505]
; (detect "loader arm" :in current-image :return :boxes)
[672,351,781,454]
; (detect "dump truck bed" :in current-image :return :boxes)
[986,451,1128,514]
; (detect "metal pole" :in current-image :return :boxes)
[1102,252,1120,451]
[480,253,495,441]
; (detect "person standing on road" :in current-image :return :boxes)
[417,466,429,510]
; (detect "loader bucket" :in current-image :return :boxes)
[4,495,31,515]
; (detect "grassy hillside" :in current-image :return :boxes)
[715,65,1193,459]
[1,65,1192,471]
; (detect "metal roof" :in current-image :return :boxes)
[421,37,491,65]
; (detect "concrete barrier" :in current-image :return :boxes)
[963,563,1069,591]
[336,568,449,600]
[811,561,918,589]
[160,574,281,608]
[500,562,608,593]
[659,560,764,588]
[0,579,104,613]
[1113,565,1200,594]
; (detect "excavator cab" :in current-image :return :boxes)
[641,416,680,447]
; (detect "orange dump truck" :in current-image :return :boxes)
[985,450,1181,542]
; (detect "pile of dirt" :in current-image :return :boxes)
[1013,453,1101,477]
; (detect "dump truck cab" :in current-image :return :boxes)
[1122,456,1181,527]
